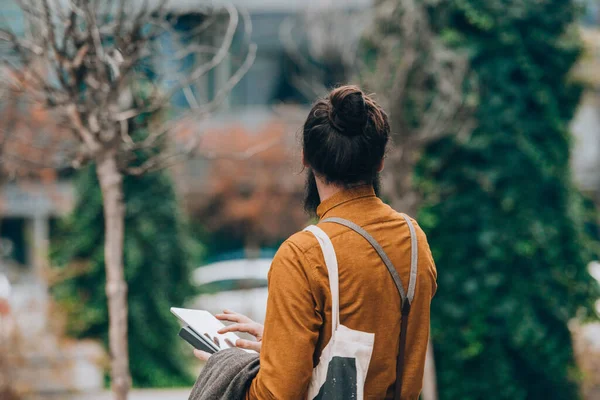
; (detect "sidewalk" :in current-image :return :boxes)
[66,389,191,400]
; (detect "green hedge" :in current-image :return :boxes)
[416,1,600,399]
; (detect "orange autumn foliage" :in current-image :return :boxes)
[0,70,72,181]
[190,121,308,250]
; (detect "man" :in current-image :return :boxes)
[194,85,437,399]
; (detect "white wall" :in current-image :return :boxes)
[571,92,600,195]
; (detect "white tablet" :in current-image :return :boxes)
[170,307,256,353]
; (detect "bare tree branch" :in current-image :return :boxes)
[279,17,328,98]
[127,132,281,176]
[280,5,367,100]
[40,0,60,59]
[199,135,283,161]
[130,39,256,154]
[0,28,44,55]
[361,0,475,211]
[114,0,128,40]
[150,3,240,113]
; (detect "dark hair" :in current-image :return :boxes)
[302,85,390,186]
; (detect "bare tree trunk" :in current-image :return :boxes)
[244,229,261,260]
[97,152,130,400]
[422,335,438,400]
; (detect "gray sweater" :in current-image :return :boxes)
[188,348,260,400]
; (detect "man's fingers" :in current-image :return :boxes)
[193,349,211,361]
[216,310,252,323]
[217,323,245,334]
[236,339,261,352]
[217,322,259,336]
[215,313,242,323]
[224,309,252,323]
[222,309,243,317]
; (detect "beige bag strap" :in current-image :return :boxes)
[304,225,341,338]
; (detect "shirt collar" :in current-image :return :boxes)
[317,185,376,220]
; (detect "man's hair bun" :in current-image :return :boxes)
[328,86,368,137]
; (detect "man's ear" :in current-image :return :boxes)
[377,159,385,173]
[302,150,309,168]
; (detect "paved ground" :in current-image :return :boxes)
[62,389,191,400]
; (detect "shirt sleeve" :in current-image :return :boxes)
[246,240,322,400]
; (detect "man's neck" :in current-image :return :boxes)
[315,176,363,203]
[315,176,344,204]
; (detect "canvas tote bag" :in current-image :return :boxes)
[304,214,418,400]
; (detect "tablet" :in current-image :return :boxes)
[170,307,256,353]
[178,326,220,354]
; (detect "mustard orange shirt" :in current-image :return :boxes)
[246,185,437,399]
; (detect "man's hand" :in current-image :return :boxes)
[193,349,212,362]
[216,309,264,352]
[193,309,264,361]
